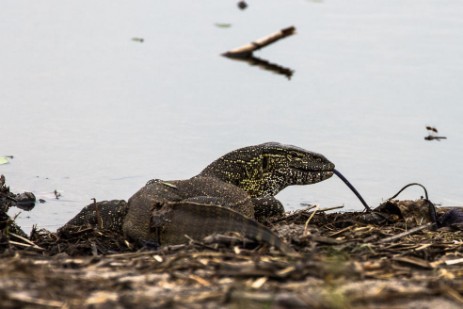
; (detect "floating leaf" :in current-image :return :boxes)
[215,23,232,28]
[0,156,10,165]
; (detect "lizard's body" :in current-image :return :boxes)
[122,176,255,243]
[60,142,335,253]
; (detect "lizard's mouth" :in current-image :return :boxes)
[309,170,334,179]
[296,161,335,173]
[282,158,335,185]
[320,170,334,179]
[289,167,334,184]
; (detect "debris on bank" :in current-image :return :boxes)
[1,175,463,308]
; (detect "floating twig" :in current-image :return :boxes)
[425,135,447,141]
[222,26,296,59]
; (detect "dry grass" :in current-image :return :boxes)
[1,200,463,308]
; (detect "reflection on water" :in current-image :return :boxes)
[225,55,294,79]
[1,0,463,232]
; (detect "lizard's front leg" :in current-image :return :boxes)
[252,197,285,221]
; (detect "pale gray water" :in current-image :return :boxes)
[1,0,463,231]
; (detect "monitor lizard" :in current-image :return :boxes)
[59,142,335,253]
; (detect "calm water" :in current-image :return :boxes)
[2,0,463,231]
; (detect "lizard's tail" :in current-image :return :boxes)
[163,201,294,254]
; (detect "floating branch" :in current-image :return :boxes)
[222,26,296,59]
[425,135,447,141]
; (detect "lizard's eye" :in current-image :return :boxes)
[290,151,305,159]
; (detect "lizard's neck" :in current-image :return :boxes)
[199,155,276,197]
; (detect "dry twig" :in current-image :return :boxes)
[222,26,296,58]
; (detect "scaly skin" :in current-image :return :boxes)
[132,200,293,254]
[200,142,335,218]
[61,142,335,253]
[122,177,255,243]
[200,142,335,197]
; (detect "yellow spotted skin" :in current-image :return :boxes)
[200,142,335,197]
[61,142,334,254]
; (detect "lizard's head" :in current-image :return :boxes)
[200,142,335,197]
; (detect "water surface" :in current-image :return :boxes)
[1,0,463,231]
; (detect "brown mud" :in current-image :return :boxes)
[1,197,463,308]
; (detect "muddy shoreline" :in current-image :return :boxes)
[1,191,463,308]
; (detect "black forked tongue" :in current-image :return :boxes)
[333,169,372,212]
